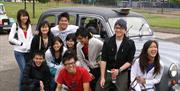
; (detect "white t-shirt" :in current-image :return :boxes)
[116,39,122,52]
[51,25,78,44]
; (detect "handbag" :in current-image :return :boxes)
[9,23,18,45]
[128,77,147,91]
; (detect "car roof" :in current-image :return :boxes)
[43,7,144,20]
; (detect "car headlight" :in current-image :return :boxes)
[169,63,178,77]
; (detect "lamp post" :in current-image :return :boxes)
[33,0,35,18]
[24,0,27,10]
[161,0,164,14]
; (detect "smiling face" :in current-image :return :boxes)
[20,15,28,24]
[147,42,158,60]
[40,24,49,35]
[33,55,44,67]
[64,58,76,74]
[77,35,89,45]
[114,25,126,39]
[66,39,75,49]
[59,17,69,31]
[53,40,62,52]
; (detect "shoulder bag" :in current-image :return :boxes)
[9,23,18,45]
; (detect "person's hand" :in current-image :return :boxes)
[100,77,105,88]
[112,69,119,77]
[136,76,146,84]
[40,80,45,91]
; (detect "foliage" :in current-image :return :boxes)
[38,0,49,3]
[170,0,180,4]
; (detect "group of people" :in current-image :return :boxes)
[8,9,164,91]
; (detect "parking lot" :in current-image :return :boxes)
[0,29,180,91]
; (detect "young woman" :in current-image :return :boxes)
[45,36,67,91]
[130,40,164,91]
[22,52,51,91]
[8,9,33,91]
[30,21,54,58]
[65,33,77,51]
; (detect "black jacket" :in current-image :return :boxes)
[22,61,51,91]
[101,35,136,70]
[30,33,54,58]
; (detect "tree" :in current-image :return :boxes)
[38,0,49,3]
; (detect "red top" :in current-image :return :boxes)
[56,66,92,91]
[24,31,27,38]
[82,44,88,60]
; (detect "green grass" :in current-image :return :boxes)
[1,2,79,24]
[132,9,180,29]
[1,2,180,29]
[143,13,180,29]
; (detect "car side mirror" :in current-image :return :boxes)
[100,30,108,39]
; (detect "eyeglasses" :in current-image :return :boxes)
[64,62,75,66]
[114,26,124,30]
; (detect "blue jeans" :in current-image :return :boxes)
[14,51,29,91]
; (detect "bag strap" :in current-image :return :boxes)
[39,36,42,50]
[129,77,147,91]
[16,23,18,31]
[15,23,18,40]
[129,77,138,91]
[142,83,147,91]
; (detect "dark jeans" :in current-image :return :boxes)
[96,71,128,91]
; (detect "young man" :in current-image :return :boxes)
[51,12,78,44]
[96,19,136,91]
[55,50,92,91]
[21,52,51,91]
[75,27,103,91]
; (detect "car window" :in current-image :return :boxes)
[80,17,101,34]
[69,15,76,25]
[80,16,108,39]
[43,15,56,28]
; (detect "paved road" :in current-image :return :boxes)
[0,31,180,91]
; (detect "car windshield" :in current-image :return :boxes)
[108,17,153,37]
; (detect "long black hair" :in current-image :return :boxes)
[66,33,77,50]
[50,37,64,64]
[38,20,53,37]
[17,9,31,30]
[139,40,161,75]
[75,27,93,39]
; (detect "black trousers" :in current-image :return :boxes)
[90,67,100,91]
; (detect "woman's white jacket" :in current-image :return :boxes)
[8,23,33,53]
[130,58,164,91]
